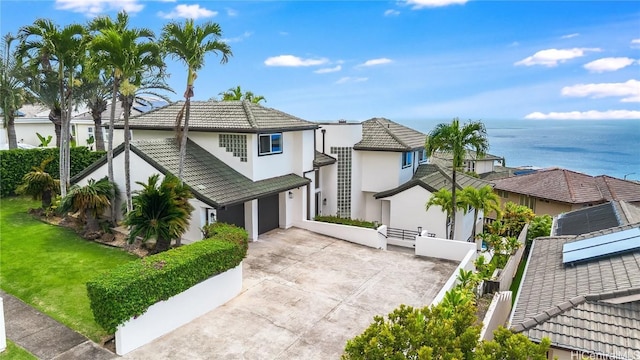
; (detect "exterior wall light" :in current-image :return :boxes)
[288,191,293,199]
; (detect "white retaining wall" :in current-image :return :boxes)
[293,221,387,250]
[115,263,243,355]
[430,249,477,306]
[415,234,477,261]
[496,224,529,291]
[480,291,513,341]
[0,297,5,353]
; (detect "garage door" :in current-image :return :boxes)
[258,194,279,234]
[217,204,245,229]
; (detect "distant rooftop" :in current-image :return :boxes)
[353,117,426,152]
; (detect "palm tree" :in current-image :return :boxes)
[0,33,29,149]
[58,176,118,233]
[15,158,60,209]
[161,19,232,181]
[125,174,194,254]
[459,185,501,241]
[425,188,465,239]
[117,72,173,120]
[425,118,488,240]
[219,85,266,104]
[23,70,62,147]
[18,19,86,197]
[75,70,113,151]
[90,11,163,213]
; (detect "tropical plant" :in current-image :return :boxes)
[90,10,163,213]
[475,327,551,360]
[219,85,266,103]
[502,202,535,237]
[456,268,480,291]
[526,214,552,249]
[18,19,87,197]
[58,176,118,233]
[161,19,232,182]
[22,69,62,146]
[15,157,60,209]
[459,185,502,241]
[125,174,194,253]
[36,132,52,147]
[74,70,113,152]
[425,118,489,240]
[0,33,29,150]
[86,135,95,150]
[425,188,465,239]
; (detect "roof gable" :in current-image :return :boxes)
[354,118,426,151]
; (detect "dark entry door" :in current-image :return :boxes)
[217,203,245,229]
[258,194,279,234]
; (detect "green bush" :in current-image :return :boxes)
[202,222,249,253]
[0,147,105,198]
[314,215,378,229]
[86,227,248,334]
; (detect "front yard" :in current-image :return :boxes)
[0,197,137,342]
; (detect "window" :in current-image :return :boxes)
[497,190,509,199]
[519,195,536,211]
[465,160,475,173]
[418,149,427,163]
[258,133,283,155]
[402,151,412,168]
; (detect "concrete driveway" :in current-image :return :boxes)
[123,228,457,360]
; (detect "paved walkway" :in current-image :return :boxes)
[1,290,115,360]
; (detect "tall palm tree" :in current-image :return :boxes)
[18,19,86,197]
[161,19,232,181]
[75,70,112,151]
[459,185,502,241]
[425,118,488,240]
[219,85,266,104]
[0,33,29,149]
[90,11,162,213]
[23,69,62,146]
[125,174,194,254]
[58,176,118,233]
[15,158,60,209]
[118,72,173,120]
[426,188,465,239]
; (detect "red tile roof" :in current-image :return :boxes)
[494,168,640,204]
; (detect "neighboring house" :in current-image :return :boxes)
[429,150,505,176]
[493,168,640,217]
[510,204,640,359]
[74,100,319,242]
[315,118,488,241]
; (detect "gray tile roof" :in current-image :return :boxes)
[430,150,504,162]
[353,118,426,152]
[511,223,640,355]
[375,164,492,199]
[114,100,318,133]
[313,151,336,168]
[72,138,309,208]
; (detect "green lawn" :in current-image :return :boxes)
[0,197,137,342]
[509,254,528,304]
[0,340,37,360]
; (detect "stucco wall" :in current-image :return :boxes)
[498,191,572,217]
[474,159,494,175]
[360,151,401,192]
[385,186,445,237]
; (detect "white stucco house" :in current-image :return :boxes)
[315,118,491,242]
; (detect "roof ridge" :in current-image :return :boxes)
[375,118,409,150]
[512,295,587,333]
[584,286,640,302]
[563,169,577,203]
[242,100,258,129]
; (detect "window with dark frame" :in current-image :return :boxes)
[418,149,427,163]
[258,133,283,155]
[402,151,412,168]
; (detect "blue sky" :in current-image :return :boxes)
[1,0,639,121]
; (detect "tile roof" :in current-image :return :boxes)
[71,138,309,208]
[493,168,640,204]
[375,164,492,199]
[353,118,426,152]
[430,150,504,162]
[313,151,336,168]
[114,100,318,133]
[511,223,640,355]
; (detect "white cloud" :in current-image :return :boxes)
[561,33,579,39]
[335,77,368,84]
[583,57,636,73]
[406,0,467,9]
[55,0,143,16]
[158,4,217,19]
[222,32,252,44]
[631,39,640,49]
[509,41,520,47]
[384,9,400,16]
[515,48,601,67]
[314,65,342,74]
[561,79,640,102]
[226,8,238,17]
[525,110,640,120]
[358,58,393,67]
[264,55,328,67]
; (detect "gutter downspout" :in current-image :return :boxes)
[321,128,326,154]
[303,168,317,220]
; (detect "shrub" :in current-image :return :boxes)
[1,147,105,198]
[314,215,378,229]
[86,227,248,334]
[202,222,249,253]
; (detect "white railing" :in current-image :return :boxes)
[293,220,387,250]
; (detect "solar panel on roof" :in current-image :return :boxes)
[562,227,640,265]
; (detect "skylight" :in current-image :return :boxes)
[562,227,640,265]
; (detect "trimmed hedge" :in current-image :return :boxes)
[314,215,378,229]
[0,147,105,198]
[86,224,248,334]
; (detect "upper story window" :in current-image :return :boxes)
[418,149,427,163]
[402,151,412,168]
[464,160,475,173]
[258,133,282,156]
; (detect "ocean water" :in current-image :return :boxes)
[401,119,640,181]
